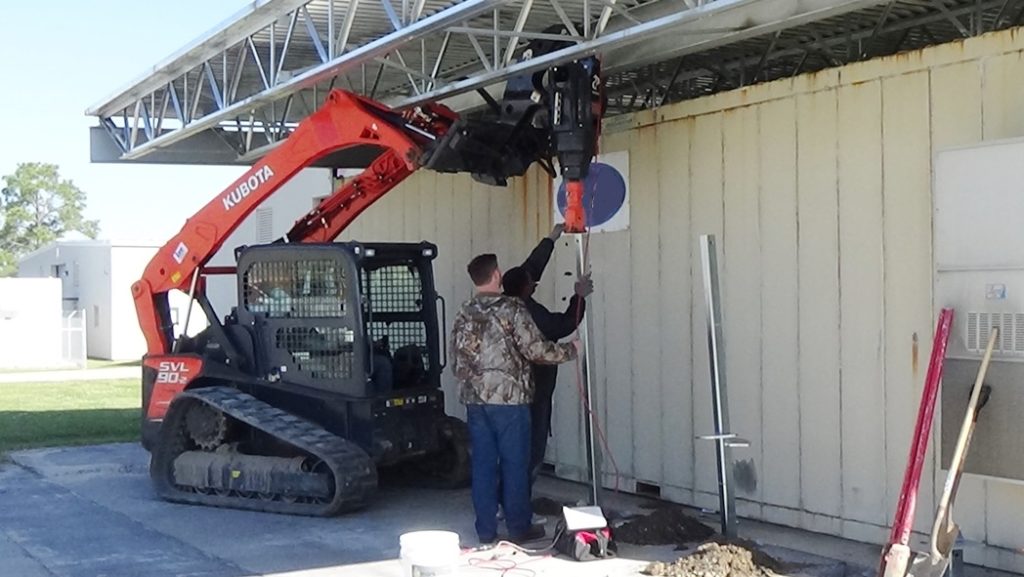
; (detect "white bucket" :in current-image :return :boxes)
[399,530,461,577]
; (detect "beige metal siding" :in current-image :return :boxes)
[927,58,989,549]
[837,79,888,537]
[657,118,695,505]
[340,28,1024,573]
[722,104,764,516]
[880,70,935,536]
[796,87,843,531]
[631,125,662,486]
[759,98,800,516]
[982,52,1024,140]
[689,112,726,511]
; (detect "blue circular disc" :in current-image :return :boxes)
[556,162,627,227]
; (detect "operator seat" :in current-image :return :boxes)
[369,337,395,393]
[393,344,425,389]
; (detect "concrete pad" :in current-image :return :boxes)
[0,460,242,577]
[0,532,53,577]
[4,442,990,577]
[3,444,653,577]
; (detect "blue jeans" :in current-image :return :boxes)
[466,404,532,541]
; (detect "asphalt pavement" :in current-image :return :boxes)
[0,443,655,577]
[0,442,895,577]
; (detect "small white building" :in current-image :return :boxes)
[12,169,335,363]
[18,236,201,361]
[0,277,66,369]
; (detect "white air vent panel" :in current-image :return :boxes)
[256,207,274,243]
[964,311,1024,356]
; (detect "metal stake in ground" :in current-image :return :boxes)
[574,232,602,507]
[699,234,740,539]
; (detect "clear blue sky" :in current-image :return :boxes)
[0,0,253,242]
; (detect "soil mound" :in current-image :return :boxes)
[615,507,715,545]
[643,541,786,577]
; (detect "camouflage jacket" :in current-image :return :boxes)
[451,293,577,405]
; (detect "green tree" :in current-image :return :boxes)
[0,163,99,276]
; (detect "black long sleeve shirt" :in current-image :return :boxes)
[520,238,586,342]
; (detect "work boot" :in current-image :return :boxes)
[510,523,546,545]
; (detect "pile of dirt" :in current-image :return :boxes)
[643,540,786,577]
[614,507,716,545]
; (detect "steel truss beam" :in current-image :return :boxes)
[89,0,1017,164]
[90,0,508,160]
[90,0,889,162]
[605,0,1024,112]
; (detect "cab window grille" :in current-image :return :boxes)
[362,265,423,313]
[275,326,354,379]
[244,259,346,318]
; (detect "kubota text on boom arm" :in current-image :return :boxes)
[133,91,455,356]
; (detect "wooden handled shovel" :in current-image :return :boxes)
[907,327,997,577]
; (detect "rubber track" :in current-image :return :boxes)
[150,386,378,516]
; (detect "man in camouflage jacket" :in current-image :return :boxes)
[452,253,579,545]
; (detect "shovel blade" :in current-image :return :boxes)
[880,544,912,577]
[934,522,959,558]
[906,552,951,577]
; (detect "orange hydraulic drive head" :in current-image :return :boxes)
[564,180,587,233]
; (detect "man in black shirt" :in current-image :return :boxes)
[502,224,594,489]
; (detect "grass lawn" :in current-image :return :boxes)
[0,359,140,374]
[0,379,140,457]
[86,358,141,370]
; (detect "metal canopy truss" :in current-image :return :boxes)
[605,0,1024,112]
[88,0,1024,164]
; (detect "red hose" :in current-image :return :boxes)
[570,222,622,493]
[885,308,954,551]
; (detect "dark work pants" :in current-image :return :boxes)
[529,365,558,486]
[466,404,532,541]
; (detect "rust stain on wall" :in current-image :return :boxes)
[912,332,920,382]
[517,172,530,243]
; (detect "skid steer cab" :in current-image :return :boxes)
[140,242,469,516]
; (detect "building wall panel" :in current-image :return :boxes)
[688,112,726,510]
[976,45,1024,573]
[928,58,989,553]
[110,247,158,360]
[981,52,1024,141]
[758,98,800,511]
[880,71,936,534]
[418,172,436,244]
[795,88,843,519]
[836,79,887,526]
[657,118,695,497]
[305,28,1024,573]
[0,279,63,369]
[593,230,634,483]
[630,125,663,484]
[721,104,764,511]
